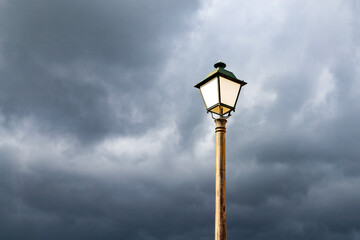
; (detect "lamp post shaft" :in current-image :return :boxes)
[214,118,227,240]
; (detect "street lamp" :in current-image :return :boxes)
[194,61,247,240]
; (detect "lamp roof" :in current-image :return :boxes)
[194,61,246,88]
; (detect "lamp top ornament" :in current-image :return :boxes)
[194,61,247,117]
[214,61,226,68]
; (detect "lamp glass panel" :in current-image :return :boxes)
[219,76,241,108]
[200,77,219,108]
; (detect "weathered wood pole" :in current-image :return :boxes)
[214,118,227,240]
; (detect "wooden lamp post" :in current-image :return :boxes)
[194,61,247,240]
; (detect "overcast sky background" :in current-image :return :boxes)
[0,0,360,239]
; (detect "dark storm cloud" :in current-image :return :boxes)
[0,0,199,142]
[0,153,214,240]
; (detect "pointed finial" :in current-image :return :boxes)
[214,61,226,69]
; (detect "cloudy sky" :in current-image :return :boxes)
[0,0,360,239]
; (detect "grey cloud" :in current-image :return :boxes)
[1,0,360,239]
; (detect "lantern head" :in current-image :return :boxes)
[195,61,247,116]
